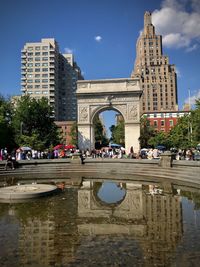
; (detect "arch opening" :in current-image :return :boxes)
[92,107,125,150]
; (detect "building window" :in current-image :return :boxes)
[35,68,40,72]
[27,47,33,51]
[42,63,48,66]
[42,52,48,55]
[27,79,33,83]
[35,57,40,61]
[35,79,40,83]
[153,120,158,127]
[35,74,40,77]
[42,68,48,72]
[42,79,48,83]
[27,69,33,72]
[161,120,165,126]
[35,63,40,66]
[35,52,40,56]
[35,46,40,50]
[42,46,48,50]
[169,120,173,126]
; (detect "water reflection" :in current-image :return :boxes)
[0,179,200,266]
[96,181,126,204]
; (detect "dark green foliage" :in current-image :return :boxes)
[12,95,61,150]
[93,115,109,148]
[0,95,16,149]
[139,116,156,148]
[69,122,78,146]
[109,120,125,146]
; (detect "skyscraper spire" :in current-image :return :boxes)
[144,11,152,27]
[143,11,155,37]
[131,11,178,113]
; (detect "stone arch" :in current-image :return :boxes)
[76,78,142,153]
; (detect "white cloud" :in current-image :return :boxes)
[186,44,198,52]
[152,0,200,51]
[94,35,102,42]
[185,89,200,105]
[64,47,74,53]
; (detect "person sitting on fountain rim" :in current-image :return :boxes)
[5,154,15,170]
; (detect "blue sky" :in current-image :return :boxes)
[0,0,200,134]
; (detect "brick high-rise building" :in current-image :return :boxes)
[21,38,83,121]
[131,11,178,114]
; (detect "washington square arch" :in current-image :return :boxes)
[76,77,142,153]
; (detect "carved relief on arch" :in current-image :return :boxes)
[78,105,89,122]
[127,103,139,121]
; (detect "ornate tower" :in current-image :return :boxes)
[131,11,178,113]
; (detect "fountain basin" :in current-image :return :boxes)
[0,184,58,201]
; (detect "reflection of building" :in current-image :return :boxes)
[143,193,182,266]
[19,218,55,266]
[78,180,183,266]
[21,38,83,121]
[131,12,178,113]
[18,189,79,267]
[143,110,190,132]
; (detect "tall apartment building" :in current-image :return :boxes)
[131,12,178,114]
[21,38,83,121]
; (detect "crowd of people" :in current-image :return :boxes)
[0,145,199,170]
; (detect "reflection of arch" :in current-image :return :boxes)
[77,78,142,153]
[78,181,144,220]
[92,182,126,207]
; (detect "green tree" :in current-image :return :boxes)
[190,99,200,145]
[168,114,192,149]
[148,131,170,148]
[139,116,156,148]
[93,115,109,148]
[12,95,61,150]
[69,122,78,146]
[0,95,15,149]
[110,120,125,146]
